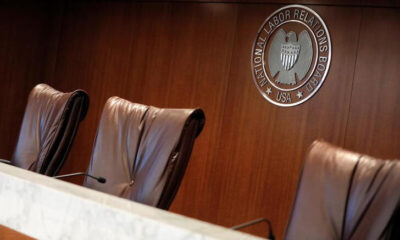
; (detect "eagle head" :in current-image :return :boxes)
[286,31,297,43]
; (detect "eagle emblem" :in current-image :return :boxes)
[268,29,313,85]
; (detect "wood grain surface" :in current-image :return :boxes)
[145,0,400,8]
[344,8,400,158]
[0,225,34,240]
[0,0,399,238]
[0,1,54,160]
[199,4,361,236]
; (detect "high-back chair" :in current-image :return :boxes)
[285,140,400,240]
[11,84,89,176]
[83,97,205,209]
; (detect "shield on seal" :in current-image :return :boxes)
[280,43,300,71]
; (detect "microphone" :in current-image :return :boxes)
[54,172,107,184]
[231,217,275,240]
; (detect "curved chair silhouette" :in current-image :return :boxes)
[10,84,89,176]
[83,97,205,209]
[285,140,400,240]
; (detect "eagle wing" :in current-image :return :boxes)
[268,29,286,77]
[293,30,313,80]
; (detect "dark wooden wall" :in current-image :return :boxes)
[0,1,57,159]
[1,0,399,238]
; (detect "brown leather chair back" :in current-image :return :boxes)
[84,97,205,209]
[285,140,400,240]
[11,84,89,176]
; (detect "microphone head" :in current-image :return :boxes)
[97,177,107,184]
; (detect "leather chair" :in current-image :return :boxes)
[83,97,205,209]
[11,84,89,176]
[285,140,400,240]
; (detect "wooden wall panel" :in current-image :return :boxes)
[344,8,400,158]
[154,4,239,221]
[205,4,361,237]
[49,1,241,199]
[0,1,54,160]
[48,1,143,181]
[150,0,400,8]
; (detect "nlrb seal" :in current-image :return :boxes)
[251,5,331,107]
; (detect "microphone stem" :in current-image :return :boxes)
[54,172,88,179]
[54,172,106,184]
[231,218,275,240]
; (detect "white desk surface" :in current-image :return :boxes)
[0,163,264,240]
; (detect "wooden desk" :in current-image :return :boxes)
[0,225,34,240]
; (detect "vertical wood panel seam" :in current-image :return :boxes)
[124,2,143,103]
[211,4,239,223]
[342,7,364,148]
[213,4,239,153]
[51,0,68,85]
[38,4,52,86]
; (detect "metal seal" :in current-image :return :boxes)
[251,5,332,107]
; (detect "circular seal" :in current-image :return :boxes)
[251,5,331,107]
